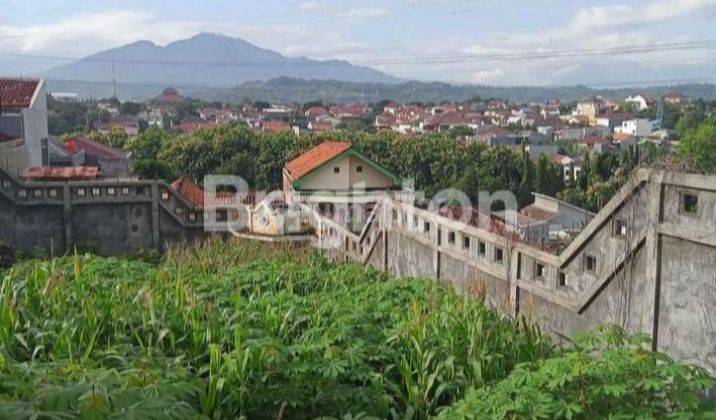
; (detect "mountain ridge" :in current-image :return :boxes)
[44,32,401,86]
[44,77,716,104]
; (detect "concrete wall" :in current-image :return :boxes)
[23,81,49,168]
[0,168,207,256]
[318,169,716,374]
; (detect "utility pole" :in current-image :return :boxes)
[112,62,117,100]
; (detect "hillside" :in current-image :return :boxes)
[44,33,400,87]
[0,240,712,418]
[46,76,716,103]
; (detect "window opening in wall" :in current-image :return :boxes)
[558,271,567,287]
[463,236,470,250]
[585,254,597,272]
[535,262,545,278]
[478,241,486,256]
[494,247,504,263]
[614,218,628,237]
[681,193,698,215]
[516,253,522,279]
[333,167,340,173]
[356,166,363,173]
[448,231,456,244]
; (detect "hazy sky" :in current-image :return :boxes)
[1,0,715,86]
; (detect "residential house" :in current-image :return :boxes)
[551,154,580,182]
[259,120,291,133]
[421,111,473,132]
[470,125,521,147]
[65,135,131,177]
[614,118,659,137]
[596,112,628,131]
[308,119,338,132]
[283,141,401,230]
[95,115,140,136]
[577,135,611,153]
[556,126,610,141]
[527,144,560,159]
[508,192,595,244]
[663,92,689,105]
[305,106,329,119]
[175,117,216,133]
[263,104,293,120]
[612,132,638,148]
[0,78,48,175]
[625,94,656,111]
[575,96,603,119]
[49,92,79,103]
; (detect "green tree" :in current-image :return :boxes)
[677,117,716,173]
[125,126,171,179]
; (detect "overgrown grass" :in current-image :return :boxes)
[0,239,550,419]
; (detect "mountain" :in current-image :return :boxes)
[44,33,401,86]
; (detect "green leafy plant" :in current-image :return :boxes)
[437,327,716,419]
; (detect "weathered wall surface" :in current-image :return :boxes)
[659,236,716,371]
[0,170,208,255]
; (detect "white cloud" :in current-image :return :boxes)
[0,9,371,65]
[298,1,388,19]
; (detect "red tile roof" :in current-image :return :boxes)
[285,141,351,180]
[0,133,20,143]
[260,120,291,133]
[0,78,41,109]
[65,135,127,159]
[613,133,634,143]
[25,166,99,181]
[171,177,253,208]
[578,135,609,145]
[172,177,205,207]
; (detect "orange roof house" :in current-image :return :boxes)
[283,141,400,199]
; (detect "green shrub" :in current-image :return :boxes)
[437,327,716,419]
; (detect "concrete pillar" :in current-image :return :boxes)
[151,182,160,251]
[646,174,665,351]
[62,183,73,252]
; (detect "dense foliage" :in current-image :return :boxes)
[1,241,713,418]
[678,116,716,174]
[438,328,716,419]
[0,240,550,419]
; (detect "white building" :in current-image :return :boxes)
[624,94,654,111]
[614,118,659,137]
[0,78,49,174]
[50,92,79,103]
